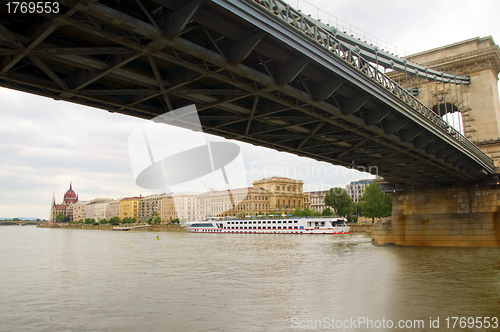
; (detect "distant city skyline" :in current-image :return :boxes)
[1,0,499,219]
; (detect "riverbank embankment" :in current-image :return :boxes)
[38,224,186,232]
[347,223,374,232]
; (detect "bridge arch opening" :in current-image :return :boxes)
[433,103,465,135]
[431,103,460,116]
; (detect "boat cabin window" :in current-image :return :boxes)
[278,221,281,223]
[321,222,325,226]
[294,221,298,223]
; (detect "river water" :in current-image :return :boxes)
[0,226,499,332]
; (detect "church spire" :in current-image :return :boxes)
[70,181,72,190]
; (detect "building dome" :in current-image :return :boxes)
[63,183,78,204]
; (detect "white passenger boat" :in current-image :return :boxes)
[186,217,349,234]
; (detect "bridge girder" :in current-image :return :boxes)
[0,0,494,185]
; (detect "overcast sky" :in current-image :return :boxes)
[1,0,499,219]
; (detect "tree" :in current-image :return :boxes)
[99,219,108,224]
[109,217,121,225]
[292,207,302,217]
[321,208,333,216]
[147,212,162,225]
[170,218,180,224]
[324,188,353,217]
[122,217,135,224]
[359,182,392,222]
[301,207,316,217]
[84,218,95,224]
[56,213,66,223]
[291,207,319,217]
[353,202,362,217]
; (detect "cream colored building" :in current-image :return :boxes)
[85,198,111,221]
[71,200,88,222]
[253,177,310,213]
[207,187,268,218]
[108,200,121,219]
[195,192,211,220]
[158,194,177,222]
[91,198,112,221]
[309,190,328,213]
[172,194,197,221]
[203,177,310,219]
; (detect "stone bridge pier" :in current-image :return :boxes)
[373,185,500,247]
[373,37,500,247]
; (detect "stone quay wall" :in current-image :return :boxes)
[372,185,500,247]
[348,223,374,232]
[61,224,186,232]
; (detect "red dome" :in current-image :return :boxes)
[64,189,77,199]
[63,183,78,204]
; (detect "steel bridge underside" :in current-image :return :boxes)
[0,0,494,185]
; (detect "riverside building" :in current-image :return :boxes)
[253,177,310,213]
[158,194,177,222]
[108,200,121,219]
[49,183,79,222]
[346,179,374,203]
[205,177,311,219]
[309,190,329,213]
[85,198,112,221]
[119,197,141,220]
[138,194,160,222]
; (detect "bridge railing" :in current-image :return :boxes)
[251,0,468,84]
[250,0,494,168]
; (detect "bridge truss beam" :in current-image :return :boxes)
[0,0,494,186]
